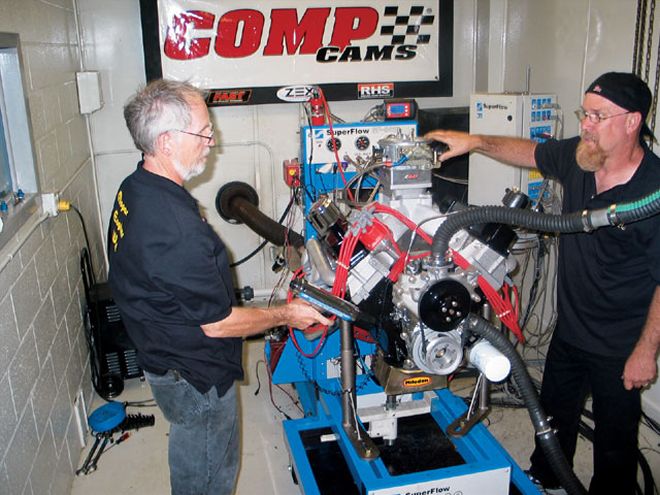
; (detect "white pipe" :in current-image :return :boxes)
[579,0,593,98]
[94,149,141,157]
[72,0,109,276]
[250,288,287,300]
[471,0,478,94]
[501,0,508,92]
[84,117,109,275]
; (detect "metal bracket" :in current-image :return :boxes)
[447,373,491,437]
[339,318,380,460]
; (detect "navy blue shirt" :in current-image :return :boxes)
[108,162,243,395]
[535,137,660,356]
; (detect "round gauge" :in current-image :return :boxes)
[326,137,341,152]
[355,135,370,151]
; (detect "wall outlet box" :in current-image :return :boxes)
[41,192,59,216]
[76,71,103,114]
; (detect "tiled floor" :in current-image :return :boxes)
[71,339,659,494]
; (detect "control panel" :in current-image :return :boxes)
[468,93,558,205]
[522,94,557,201]
[299,121,418,240]
[301,121,417,166]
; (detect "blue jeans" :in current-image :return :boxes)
[144,370,239,495]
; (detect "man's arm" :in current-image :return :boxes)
[200,298,332,338]
[623,286,660,390]
[424,129,538,168]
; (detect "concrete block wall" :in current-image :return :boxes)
[0,0,104,494]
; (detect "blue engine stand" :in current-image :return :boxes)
[268,331,540,495]
[272,121,541,494]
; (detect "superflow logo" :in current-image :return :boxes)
[163,3,436,64]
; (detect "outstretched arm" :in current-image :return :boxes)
[623,286,660,390]
[201,298,332,338]
[424,129,538,168]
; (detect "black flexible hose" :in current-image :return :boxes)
[432,207,585,259]
[615,190,660,224]
[432,187,660,260]
[466,314,587,495]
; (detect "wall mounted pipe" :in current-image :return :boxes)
[215,181,304,249]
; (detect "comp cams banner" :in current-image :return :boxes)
[139,0,453,105]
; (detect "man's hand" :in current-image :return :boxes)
[424,129,538,168]
[623,287,660,390]
[623,346,658,390]
[201,299,331,338]
[424,129,478,162]
[284,298,332,329]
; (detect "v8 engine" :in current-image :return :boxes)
[299,132,527,392]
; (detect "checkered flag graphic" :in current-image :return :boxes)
[380,5,435,45]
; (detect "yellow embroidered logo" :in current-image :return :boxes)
[117,190,128,215]
[111,189,129,252]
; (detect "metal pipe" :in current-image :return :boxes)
[339,318,379,460]
[306,238,336,286]
[384,395,397,446]
[479,304,492,412]
[340,318,355,429]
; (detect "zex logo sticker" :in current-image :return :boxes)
[277,85,317,102]
[162,3,436,64]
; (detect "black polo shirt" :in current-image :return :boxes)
[535,137,660,356]
[108,162,243,395]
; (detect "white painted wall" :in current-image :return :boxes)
[497,0,639,138]
[80,0,660,420]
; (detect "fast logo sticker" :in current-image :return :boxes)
[206,89,252,105]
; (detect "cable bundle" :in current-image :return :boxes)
[451,249,524,342]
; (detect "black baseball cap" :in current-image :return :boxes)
[586,72,655,141]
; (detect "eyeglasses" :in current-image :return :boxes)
[574,108,631,124]
[173,124,214,143]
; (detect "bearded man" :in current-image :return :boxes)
[425,72,660,495]
[108,79,330,495]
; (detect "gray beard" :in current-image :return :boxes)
[575,137,605,172]
[173,159,205,182]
